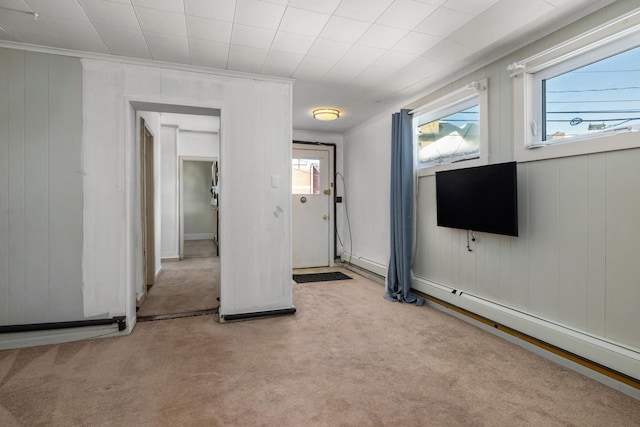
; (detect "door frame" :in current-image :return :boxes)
[139,118,155,304]
[292,142,335,267]
[179,156,218,259]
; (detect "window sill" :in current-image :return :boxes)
[417,155,488,177]
[515,128,640,163]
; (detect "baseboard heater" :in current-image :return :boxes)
[221,308,296,322]
[0,316,127,334]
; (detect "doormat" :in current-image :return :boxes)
[293,271,352,283]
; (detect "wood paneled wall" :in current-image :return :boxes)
[414,151,640,351]
[0,49,83,327]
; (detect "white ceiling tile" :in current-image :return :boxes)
[94,23,151,58]
[144,32,190,63]
[131,0,183,13]
[448,0,554,51]
[392,31,441,55]
[77,0,139,29]
[307,38,352,61]
[230,24,275,49]
[292,56,337,81]
[235,0,285,30]
[135,7,187,38]
[184,0,236,22]
[341,44,386,67]
[413,6,474,37]
[278,7,331,37]
[187,15,232,43]
[0,0,29,10]
[372,50,417,69]
[358,24,408,49]
[334,0,394,23]
[261,50,303,77]
[227,45,268,73]
[349,64,397,87]
[319,16,370,44]
[189,38,229,69]
[25,0,88,21]
[0,25,17,41]
[323,59,370,84]
[376,0,438,30]
[442,0,499,15]
[422,38,473,65]
[271,31,315,55]
[287,0,340,14]
[47,18,111,53]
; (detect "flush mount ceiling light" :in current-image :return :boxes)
[313,108,340,121]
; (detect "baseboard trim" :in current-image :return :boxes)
[340,252,386,277]
[161,257,180,263]
[220,307,296,322]
[184,233,214,241]
[411,276,640,395]
[0,323,126,350]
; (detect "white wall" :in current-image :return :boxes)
[179,130,219,158]
[183,160,215,239]
[0,49,84,337]
[82,60,293,327]
[342,118,392,270]
[342,0,640,380]
[160,125,179,259]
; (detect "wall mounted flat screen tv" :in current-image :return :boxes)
[435,161,518,237]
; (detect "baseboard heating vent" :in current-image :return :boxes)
[0,316,127,334]
[221,308,296,322]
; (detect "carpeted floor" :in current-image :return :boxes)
[136,240,220,318]
[1,268,639,426]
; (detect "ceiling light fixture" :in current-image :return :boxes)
[313,108,340,121]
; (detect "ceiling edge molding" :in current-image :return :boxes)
[0,40,295,85]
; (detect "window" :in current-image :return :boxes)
[414,79,488,176]
[511,8,640,161]
[291,158,320,195]
[417,104,479,164]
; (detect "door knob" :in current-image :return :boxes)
[323,189,331,195]
[323,215,328,220]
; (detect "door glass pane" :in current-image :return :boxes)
[544,45,640,141]
[292,158,320,195]
[417,105,479,165]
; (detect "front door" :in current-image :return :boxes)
[292,145,332,268]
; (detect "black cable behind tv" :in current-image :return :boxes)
[435,161,518,237]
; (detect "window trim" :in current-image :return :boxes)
[414,79,488,177]
[510,7,640,162]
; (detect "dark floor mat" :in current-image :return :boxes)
[293,271,352,283]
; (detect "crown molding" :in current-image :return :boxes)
[0,40,295,85]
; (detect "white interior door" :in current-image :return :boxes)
[292,146,331,268]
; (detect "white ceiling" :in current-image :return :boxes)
[0,0,616,132]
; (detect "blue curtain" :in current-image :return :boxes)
[385,109,425,306]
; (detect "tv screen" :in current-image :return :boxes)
[435,162,518,236]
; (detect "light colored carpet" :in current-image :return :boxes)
[137,240,219,318]
[0,268,639,426]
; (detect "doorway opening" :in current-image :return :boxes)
[129,103,221,321]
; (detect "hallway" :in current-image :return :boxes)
[136,240,220,319]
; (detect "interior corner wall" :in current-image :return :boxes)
[82,59,293,324]
[342,117,392,268]
[0,49,84,339]
[342,0,640,379]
